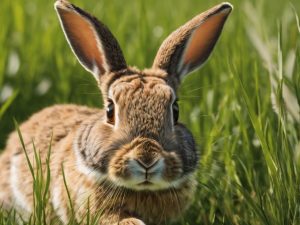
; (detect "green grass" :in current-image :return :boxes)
[0,0,300,224]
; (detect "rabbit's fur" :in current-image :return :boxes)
[0,1,232,224]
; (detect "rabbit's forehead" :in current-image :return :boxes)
[109,75,175,103]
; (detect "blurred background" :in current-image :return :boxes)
[0,0,300,224]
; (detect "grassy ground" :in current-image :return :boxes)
[0,0,300,224]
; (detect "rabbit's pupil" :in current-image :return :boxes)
[173,101,179,124]
[106,100,115,124]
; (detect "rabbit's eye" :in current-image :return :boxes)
[106,100,115,124]
[172,100,179,124]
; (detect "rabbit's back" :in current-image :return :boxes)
[6,104,101,151]
[0,104,101,217]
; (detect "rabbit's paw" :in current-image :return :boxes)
[119,218,146,225]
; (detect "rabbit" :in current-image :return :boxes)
[0,0,232,224]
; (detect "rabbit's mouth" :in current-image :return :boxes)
[137,180,153,186]
[107,137,186,191]
[109,157,168,191]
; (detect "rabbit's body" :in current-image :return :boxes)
[0,1,232,224]
[0,105,99,217]
[0,103,194,224]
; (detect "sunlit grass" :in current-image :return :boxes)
[0,0,300,224]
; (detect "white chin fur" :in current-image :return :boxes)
[109,158,189,191]
[110,175,189,191]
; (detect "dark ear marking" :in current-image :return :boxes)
[152,2,232,83]
[55,0,127,79]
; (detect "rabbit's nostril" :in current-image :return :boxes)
[135,158,159,170]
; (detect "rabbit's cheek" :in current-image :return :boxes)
[109,157,131,180]
[162,152,183,181]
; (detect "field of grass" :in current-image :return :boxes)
[0,0,300,224]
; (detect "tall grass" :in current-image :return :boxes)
[0,0,300,224]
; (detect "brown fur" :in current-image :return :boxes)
[0,1,232,224]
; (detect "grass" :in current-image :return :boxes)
[0,0,300,224]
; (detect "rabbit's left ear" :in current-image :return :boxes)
[153,3,232,83]
[55,0,127,80]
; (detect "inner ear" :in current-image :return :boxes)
[57,6,108,75]
[55,0,127,80]
[152,3,232,82]
[179,7,231,75]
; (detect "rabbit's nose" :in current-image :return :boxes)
[133,158,163,180]
[134,143,162,171]
[135,158,159,170]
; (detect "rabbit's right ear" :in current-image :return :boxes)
[54,0,127,80]
[153,3,232,84]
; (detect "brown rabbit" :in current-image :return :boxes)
[0,0,232,224]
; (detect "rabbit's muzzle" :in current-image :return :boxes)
[108,137,183,191]
[131,138,162,168]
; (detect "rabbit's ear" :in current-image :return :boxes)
[153,3,232,82]
[55,0,127,80]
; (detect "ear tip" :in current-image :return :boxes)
[219,2,234,14]
[54,0,72,10]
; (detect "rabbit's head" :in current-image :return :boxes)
[55,0,232,191]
